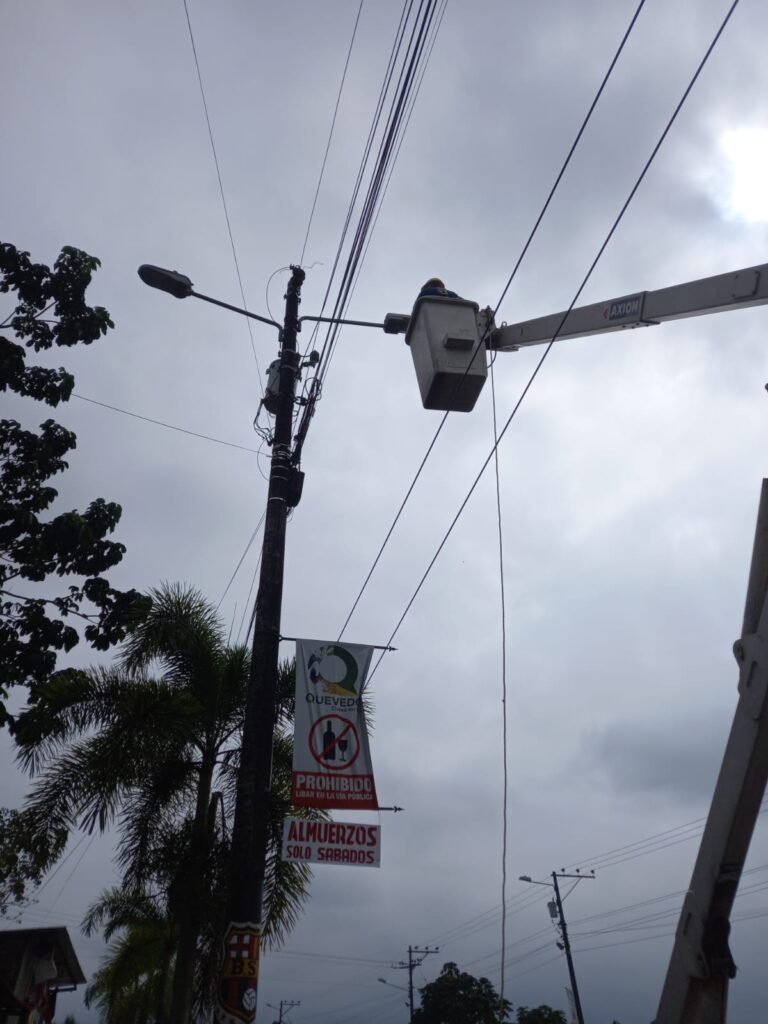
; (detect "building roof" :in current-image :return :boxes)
[0,926,86,1006]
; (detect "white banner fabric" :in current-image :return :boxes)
[282,817,381,868]
[291,640,379,810]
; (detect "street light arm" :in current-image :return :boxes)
[298,314,388,331]
[137,263,282,329]
[490,262,768,351]
[191,289,282,330]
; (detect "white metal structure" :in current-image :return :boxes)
[654,481,768,1024]
[489,263,768,352]
[388,260,768,1020]
[405,295,485,411]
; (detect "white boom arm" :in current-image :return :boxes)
[655,481,768,1024]
[490,263,768,350]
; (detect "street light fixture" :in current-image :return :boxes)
[137,263,193,298]
[378,978,408,992]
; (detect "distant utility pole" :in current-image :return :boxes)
[519,870,595,1024]
[393,945,439,1023]
[267,999,300,1023]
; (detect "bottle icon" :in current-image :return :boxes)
[322,721,337,761]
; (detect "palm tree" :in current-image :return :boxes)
[14,583,320,1023]
[83,889,175,1024]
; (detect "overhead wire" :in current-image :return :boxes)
[181,0,263,391]
[312,0,441,377]
[318,0,449,386]
[421,806,768,966]
[363,0,741,688]
[72,394,260,454]
[489,352,510,1005]
[300,0,366,265]
[235,547,262,645]
[293,0,445,466]
[336,0,647,639]
[217,510,267,609]
[294,0,415,370]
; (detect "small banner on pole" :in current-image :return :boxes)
[565,988,578,1024]
[282,816,382,867]
[215,922,261,1024]
[291,640,378,810]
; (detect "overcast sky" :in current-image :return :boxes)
[3,1,768,1021]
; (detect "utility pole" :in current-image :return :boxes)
[393,945,439,1023]
[519,871,594,1024]
[217,264,306,1022]
[552,872,587,1024]
[267,999,300,1023]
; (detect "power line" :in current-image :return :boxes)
[422,810,768,962]
[318,0,449,387]
[181,0,263,390]
[336,0,646,638]
[294,0,415,368]
[490,353,510,1006]
[293,0,445,465]
[71,394,260,453]
[217,510,266,609]
[363,0,741,688]
[42,835,95,921]
[235,546,262,645]
[300,0,366,265]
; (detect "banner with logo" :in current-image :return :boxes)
[215,922,261,1024]
[291,640,378,810]
[282,817,382,867]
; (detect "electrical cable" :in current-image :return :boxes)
[31,832,89,899]
[235,547,262,646]
[71,394,260,453]
[265,265,291,323]
[336,0,647,638]
[319,0,449,386]
[181,0,263,390]
[41,835,95,920]
[489,353,510,1006]
[217,510,266,609]
[313,0,440,376]
[300,0,366,265]
[293,0,444,465]
[363,0,741,689]
[422,807,768,960]
[294,0,415,370]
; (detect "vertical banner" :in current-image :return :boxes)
[215,922,261,1024]
[291,640,379,810]
[565,988,578,1024]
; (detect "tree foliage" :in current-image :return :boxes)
[12,583,322,1022]
[413,962,511,1024]
[0,241,150,727]
[516,1007,567,1024]
[83,889,176,1024]
[0,806,67,915]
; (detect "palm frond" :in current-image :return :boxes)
[120,583,224,687]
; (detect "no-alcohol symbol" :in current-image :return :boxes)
[309,714,361,771]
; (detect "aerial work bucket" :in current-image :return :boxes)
[405,296,487,412]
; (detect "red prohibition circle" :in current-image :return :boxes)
[308,714,361,771]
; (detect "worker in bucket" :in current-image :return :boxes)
[418,276,459,299]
